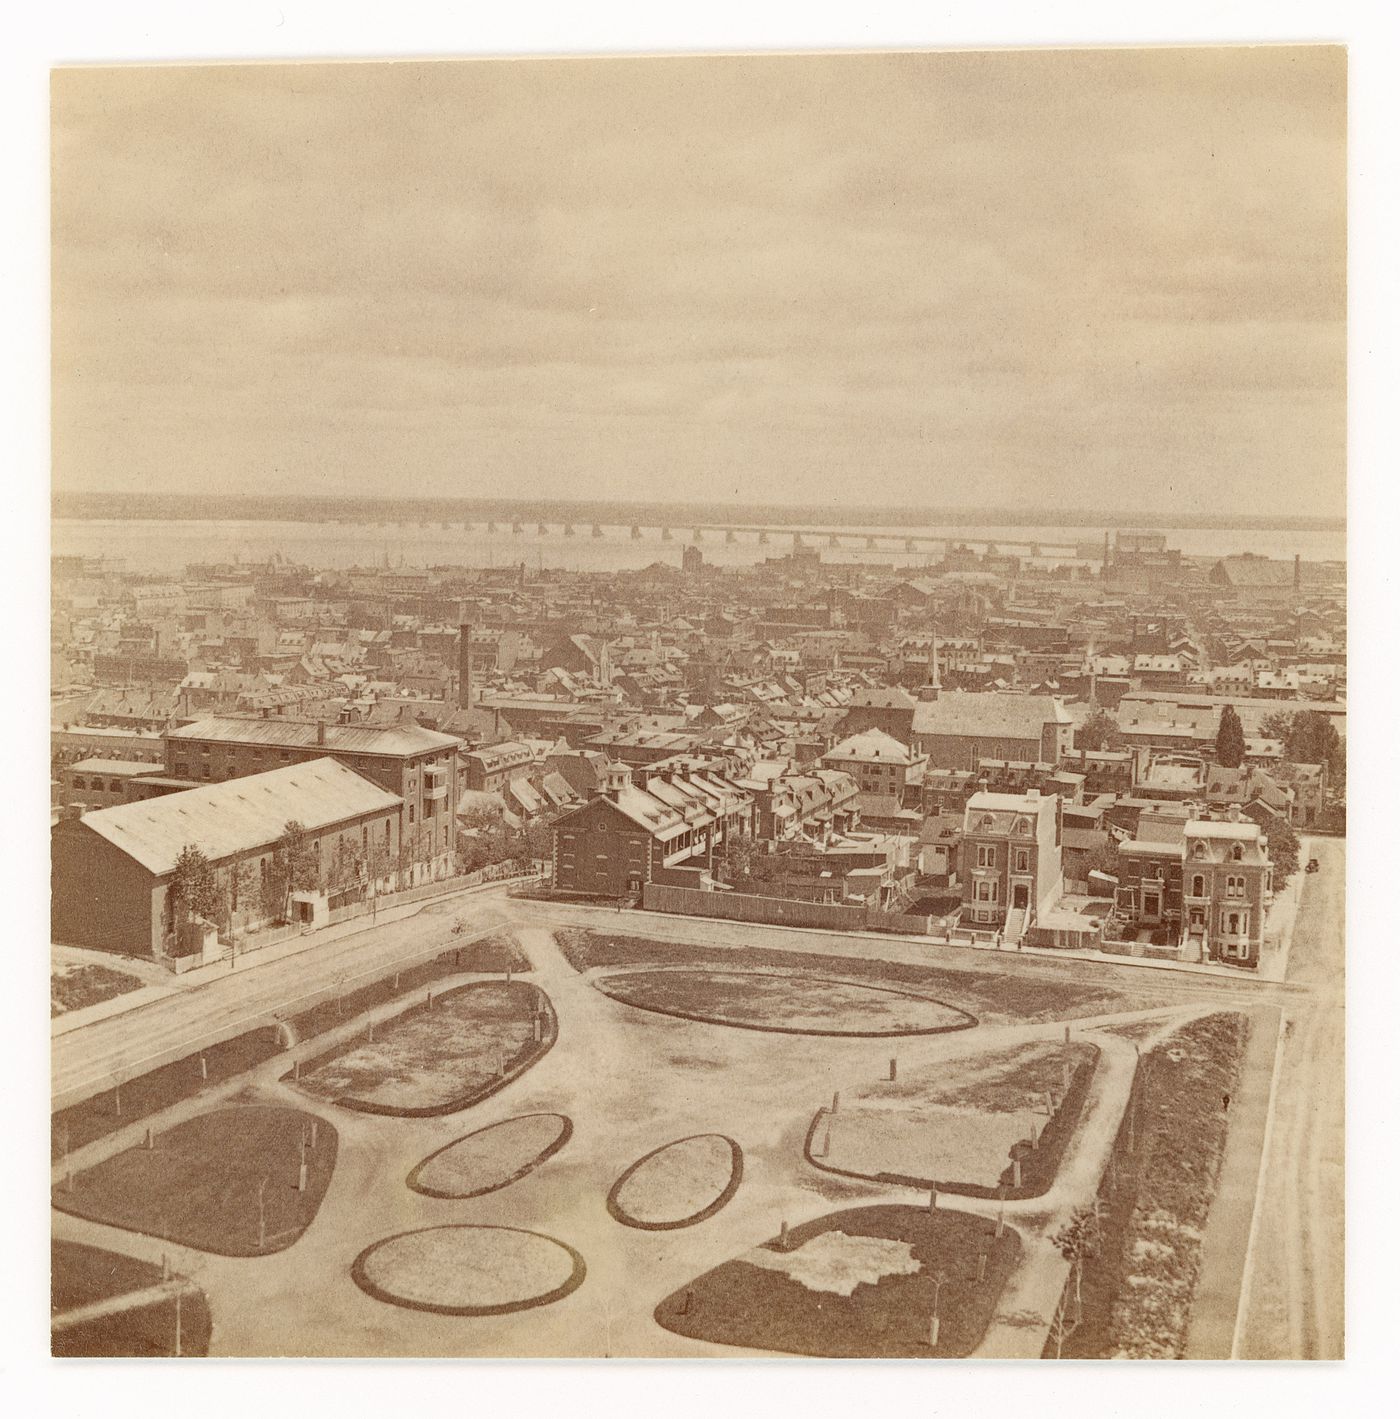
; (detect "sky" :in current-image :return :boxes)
[50,46,1346,519]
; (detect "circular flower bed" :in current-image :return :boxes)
[352,1225,586,1316]
[594,968,976,1037]
[408,1113,572,1199]
[608,1134,743,1230]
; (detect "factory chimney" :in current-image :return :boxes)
[918,631,942,703]
[458,622,473,711]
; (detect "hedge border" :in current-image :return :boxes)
[606,1134,744,1231]
[406,1113,574,1199]
[592,967,979,1039]
[350,1224,586,1317]
[802,1045,1101,1202]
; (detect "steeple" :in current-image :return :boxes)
[919,629,941,702]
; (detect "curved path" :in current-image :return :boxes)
[54,906,1219,1358]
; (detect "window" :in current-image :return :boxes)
[1014,849,1030,873]
[976,844,995,868]
[1014,817,1031,835]
[1231,843,1244,862]
[73,776,86,790]
[1191,874,1206,897]
[1226,874,1245,899]
[1192,841,1206,859]
[408,805,415,823]
[975,879,998,902]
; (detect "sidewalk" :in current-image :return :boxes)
[520,896,1305,988]
[52,874,525,1039]
[1182,1004,1285,1359]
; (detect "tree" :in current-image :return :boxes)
[1267,815,1301,889]
[170,844,220,950]
[1215,705,1246,768]
[1077,709,1123,752]
[1259,710,1294,742]
[1285,709,1345,779]
[276,820,319,917]
[1050,1202,1101,1356]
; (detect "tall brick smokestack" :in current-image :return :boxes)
[458,622,473,711]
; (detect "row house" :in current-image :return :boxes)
[550,771,756,899]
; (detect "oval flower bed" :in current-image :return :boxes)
[352,1225,586,1316]
[594,968,976,1037]
[408,1113,572,1199]
[607,1134,743,1229]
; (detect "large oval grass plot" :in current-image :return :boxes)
[352,1225,585,1316]
[408,1113,572,1199]
[608,1134,742,1229]
[595,968,975,1037]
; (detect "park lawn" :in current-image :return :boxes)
[287,934,530,1044]
[595,967,973,1035]
[292,979,550,1115]
[655,1204,1019,1358]
[52,1104,338,1257]
[558,929,1154,1025]
[1056,1011,1249,1359]
[51,962,144,1017]
[52,1026,284,1162]
[609,1134,742,1228]
[409,1113,571,1198]
[812,1043,1099,1199]
[52,1241,210,1358]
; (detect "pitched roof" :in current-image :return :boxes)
[77,758,403,875]
[168,715,460,756]
[912,690,1070,740]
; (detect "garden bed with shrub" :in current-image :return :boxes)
[1048,1011,1249,1359]
[655,1204,1019,1358]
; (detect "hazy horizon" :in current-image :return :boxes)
[52,46,1346,520]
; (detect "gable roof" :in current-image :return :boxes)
[76,757,402,876]
[168,715,460,757]
[912,691,1070,739]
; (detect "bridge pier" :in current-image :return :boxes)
[759,531,768,544]
[725,529,737,543]
[662,527,673,540]
[563,523,575,537]
[512,521,523,534]
[592,524,604,538]
[537,522,548,535]
[631,525,642,539]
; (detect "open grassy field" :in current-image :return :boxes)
[291,979,552,1115]
[408,1113,572,1198]
[51,962,144,1017]
[1053,1011,1249,1359]
[608,1134,743,1229]
[52,1240,211,1358]
[810,1042,1099,1198]
[53,1104,338,1256]
[655,1204,1019,1358]
[352,1225,586,1316]
[558,929,1152,1025]
[594,967,976,1036]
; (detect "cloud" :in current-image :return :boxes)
[51,47,1345,517]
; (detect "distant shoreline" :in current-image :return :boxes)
[51,492,1343,535]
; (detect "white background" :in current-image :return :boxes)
[3,3,1395,1415]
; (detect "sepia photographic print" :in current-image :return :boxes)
[47,42,1346,1363]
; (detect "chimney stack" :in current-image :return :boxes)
[316,719,326,746]
[1294,553,1301,590]
[459,622,473,712]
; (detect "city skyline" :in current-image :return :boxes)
[52,46,1346,520]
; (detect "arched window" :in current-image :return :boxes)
[1191,874,1206,897]
[1231,843,1244,862]
[1192,841,1207,859]
[1014,817,1031,835]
